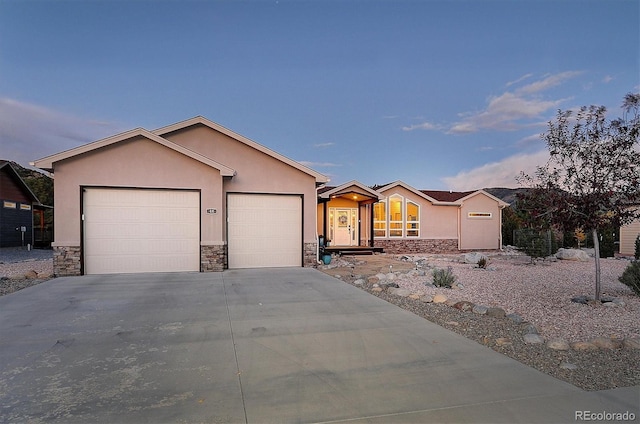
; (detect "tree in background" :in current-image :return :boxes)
[518,93,640,301]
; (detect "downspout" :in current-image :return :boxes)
[499,206,504,250]
[457,206,461,250]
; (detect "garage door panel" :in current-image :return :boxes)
[84,189,200,274]
[228,194,302,269]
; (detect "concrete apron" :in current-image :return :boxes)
[0,268,637,423]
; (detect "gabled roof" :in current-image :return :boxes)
[318,180,383,201]
[420,190,476,202]
[31,127,236,176]
[373,181,509,207]
[0,161,41,204]
[154,116,328,184]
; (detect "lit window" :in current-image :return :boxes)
[468,212,492,219]
[406,201,419,237]
[373,201,386,237]
[3,201,16,209]
[389,195,403,237]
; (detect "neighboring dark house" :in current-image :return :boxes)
[0,161,45,248]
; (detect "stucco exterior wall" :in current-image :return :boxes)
[620,218,640,256]
[52,136,224,248]
[459,194,502,250]
[163,125,318,244]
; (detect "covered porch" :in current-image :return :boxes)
[317,181,384,253]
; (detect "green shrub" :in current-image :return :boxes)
[635,236,640,260]
[619,261,640,296]
[599,229,616,258]
[477,257,488,269]
[433,267,456,288]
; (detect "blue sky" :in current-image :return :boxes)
[1,0,638,190]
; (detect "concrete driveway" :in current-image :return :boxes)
[1,268,637,423]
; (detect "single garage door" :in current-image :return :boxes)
[227,194,302,269]
[83,188,200,274]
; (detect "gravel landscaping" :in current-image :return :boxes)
[319,251,640,391]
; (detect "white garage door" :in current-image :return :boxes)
[83,188,200,274]
[227,194,302,269]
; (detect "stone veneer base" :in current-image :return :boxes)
[201,245,227,272]
[53,245,82,277]
[304,242,318,268]
[374,239,459,254]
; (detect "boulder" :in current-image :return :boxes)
[419,295,433,303]
[388,287,412,297]
[353,279,365,286]
[453,301,474,312]
[547,338,570,351]
[590,337,623,350]
[472,305,488,315]
[506,313,523,324]
[523,334,545,344]
[555,248,590,262]
[486,307,506,318]
[432,294,448,304]
[371,287,383,293]
[570,341,598,351]
[463,252,488,265]
[520,323,539,335]
[560,362,578,370]
[623,337,640,350]
[24,270,38,279]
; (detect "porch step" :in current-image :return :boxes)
[323,246,384,256]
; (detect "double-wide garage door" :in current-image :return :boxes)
[83,189,303,274]
[227,194,302,269]
[83,188,200,274]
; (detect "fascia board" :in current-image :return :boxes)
[377,180,442,204]
[458,190,510,208]
[320,180,383,199]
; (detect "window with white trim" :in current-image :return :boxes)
[389,194,403,237]
[406,201,419,237]
[373,201,386,237]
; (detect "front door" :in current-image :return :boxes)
[332,208,358,246]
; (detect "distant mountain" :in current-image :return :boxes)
[483,187,530,206]
[1,160,53,206]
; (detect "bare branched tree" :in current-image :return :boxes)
[518,93,640,300]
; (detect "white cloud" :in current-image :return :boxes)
[0,98,124,167]
[402,122,439,131]
[602,75,614,84]
[506,73,533,87]
[447,71,582,134]
[313,142,335,148]
[441,150,549,191]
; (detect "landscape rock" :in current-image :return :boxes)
[590,337,623,350]
[547,338,571,351]
[453,301,474,312]
[432,294,448,304]
[353,279,365,286]
[371,287,383,293]
[375,273,387,280]
[560,362,578,370]
[472,305,488,315]
[520,323,539,334]
[463,252,488,265]
[555,248,590,262]
[570,341,599,351]
[24,270,38,279]
[419,295,433,303]
[408,294,421,300]
[486,307,506,318]
[367,276,379,284]
[495,337,512,346]
[623,337,640,349]
[388,287,412,297]
[523,334,545,344]
[506,313,523,324]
